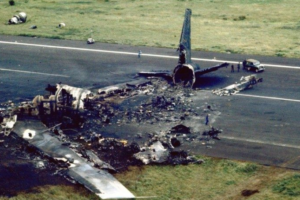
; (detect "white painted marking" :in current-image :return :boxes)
[0,67,70,77]
[259,63,300,69]
[192,58,300,69]
[235,93,300,103]
[1,41,299,69]
[0,40,139,55]
[222,135,300,149]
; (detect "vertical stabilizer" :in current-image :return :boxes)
[178,9,192,64]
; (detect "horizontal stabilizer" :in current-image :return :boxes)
[195,62,229,77]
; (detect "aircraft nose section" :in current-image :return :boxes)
[173,64,195,87]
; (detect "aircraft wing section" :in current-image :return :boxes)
[13,117,135,199]
[195,62,229,77]
[178,8,192,65]
[68,164,135,199]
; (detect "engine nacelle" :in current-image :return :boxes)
[173,64,196,87]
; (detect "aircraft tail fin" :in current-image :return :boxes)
[177,9,192,65]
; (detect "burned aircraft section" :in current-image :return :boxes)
[0,77,226,199]
[139,9,229,87]
[173,8,195,86]
[212,74,263,96]
[12,118,135,199]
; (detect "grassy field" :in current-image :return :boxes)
[116,158,300,200]
[1,157,300,200]
[1,0,300,58]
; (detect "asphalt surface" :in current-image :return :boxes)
[1,35,300,170]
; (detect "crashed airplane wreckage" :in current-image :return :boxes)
[212,74,263,96]
[13,120,135,199]
[0,79,215,199]
[138,9,229,87]
[0,87,135,199]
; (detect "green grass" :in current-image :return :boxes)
[115,158,249,200]
[1,157,300,200]
[235,163,258,174]
[1,0,300,58]
[115,159,300,200]
[273,174,300,197]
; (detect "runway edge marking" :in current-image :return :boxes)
[235,93,300,103]
[0,68,70,77]
[222,136,300,149]
[1,41,299,69]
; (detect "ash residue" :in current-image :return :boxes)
[80,79,199,129]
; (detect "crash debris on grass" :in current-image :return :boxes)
[87,38,95,44]
[58,22,66,28]
[7,12,27,25]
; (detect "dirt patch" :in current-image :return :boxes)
[241,189,259,197]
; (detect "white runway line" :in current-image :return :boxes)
[0,68,70,77]
[222,135,300,149]
[235,93,300,103]
[1,41,300,69]
[0,41,139,55]
[192,58,300,69]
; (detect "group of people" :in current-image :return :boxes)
[231,62,241,72]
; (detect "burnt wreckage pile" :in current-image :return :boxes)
[212,74,263,96]
[0,79,225,199]
[1,79,221,167]
[0,78,222,198]
[0,79,224,198]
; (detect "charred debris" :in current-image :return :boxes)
[1,78,219,168]
[213,74,263,96]
[0,78,224,198]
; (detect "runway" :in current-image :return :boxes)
[1,35,300,170]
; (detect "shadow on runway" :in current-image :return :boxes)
[193,75,228,89]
